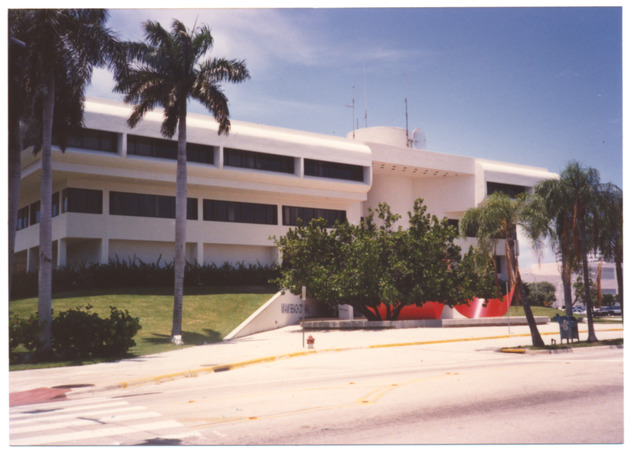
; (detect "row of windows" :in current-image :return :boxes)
[18,188,347,229]
[127,134,215,165]
[17,189,91,230]
[59,128,366,182]
[110,192,198,220]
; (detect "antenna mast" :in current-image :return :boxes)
[404,74,410,147]
[363,63,368,128]
[345,85,356,139]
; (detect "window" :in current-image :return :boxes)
[62,188,102,214]
[601,267,616,280]
[282,206,346,227]
[304,159,364,182]
[487,182,528,198]
[110,191,198,220]
[17,206,29,230]
[29,201,40,225]
[127,135,214,164]
[203,199,277,225]
[66,128,118,153]
[224,148,294,174]
[187,143,215,164]
[447,219,460,234]
[52,192,59,217]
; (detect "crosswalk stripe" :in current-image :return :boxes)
[10,410,161,435]
[10,420,183,446]
[10,399,130,420]
[10,404,144,425]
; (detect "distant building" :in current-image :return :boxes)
[521,259,621,309]
[14,97,557,278]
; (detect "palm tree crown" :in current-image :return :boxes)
[9,9,124,353]
[115,19,250,137]
[114,19,250,343]
[461,192,545,346]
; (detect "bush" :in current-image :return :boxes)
[10,305,142,363]
[52,305,142,360]
[9,312,43,363]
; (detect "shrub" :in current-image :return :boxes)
[9,312,43,363]
[9,305,142,363]
[52,305,104,360]
[10,259,281,299]
[52,305,142,360]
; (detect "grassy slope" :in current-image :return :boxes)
[9,286,275,369]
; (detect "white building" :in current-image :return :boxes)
[14,97,558,276]
[521,260,621,309]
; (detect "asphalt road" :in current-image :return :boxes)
[10,325,624,446]
[12,341,619,446]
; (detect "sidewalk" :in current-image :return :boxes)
[9,321,623,405]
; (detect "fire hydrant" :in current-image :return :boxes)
[306,335,315,349]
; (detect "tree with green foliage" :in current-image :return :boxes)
[274,199,497,320]
[557,162,603,342]
[114,19,250,344]
[461,192,545,346]
[532,178,581,316]
[524,281,557,307]
[597,183,623,316]
[9,9,126,354]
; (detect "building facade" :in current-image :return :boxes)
[14,97,557,276]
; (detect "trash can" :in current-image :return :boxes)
[554,314,579,343]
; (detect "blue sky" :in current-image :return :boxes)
[82,4,623,268]
[87,5,623,191]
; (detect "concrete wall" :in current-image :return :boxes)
[224,291,328,340]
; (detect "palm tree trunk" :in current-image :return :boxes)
[8,109,22,299]
[561,257,573,315]
[578,209,598,342]
[508,235,544,346]
[171,113,187,344]
[38,74,55,354]
[615,257,623,318]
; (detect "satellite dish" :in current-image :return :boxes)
[411,128,427,149]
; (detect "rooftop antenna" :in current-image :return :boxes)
[363,63,368,128]
[404,74,410,147]
[345,85,356,139]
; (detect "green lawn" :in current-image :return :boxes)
[508,305,623,324]
[9,286,275,370]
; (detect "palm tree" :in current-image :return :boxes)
[8,23,27,298]
[114,19,250,344]
[597,183,623,316]
[461,192,545,346]
[560,161,601,342]
[10,9,125,353]
[533,178,580,316]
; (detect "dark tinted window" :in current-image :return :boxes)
[65,128,118,153]
[224,148,294,174]
[17,206,29,230]
[110,191,197,220]
[203,199,277,225]
[282,206,346,227]
[304,159,364,182]
[29,201,40,225]
[62,188,103,214]
[127,135,214,164]
[487,182,528,198]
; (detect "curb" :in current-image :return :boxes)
[99,327,623,393]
